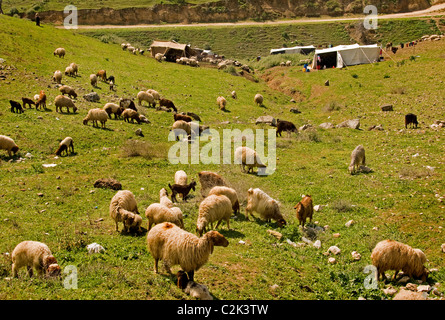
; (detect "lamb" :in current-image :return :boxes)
[121,208,143,233]
[196,194,232,236]
[11,241,61,278]
[53,47,65,58]
[348,144,366,174]
[137,91,156,108]
[173,113,193,123]
[109,190,140,232]
[216,96,227,111]
[35,90,47,110]
[0,135,19,157]
[103,102,124,119]
[64,66,75,77]
[176,271,213,300]
[54,95,77,113]
[246,188,286,227]
[90,74,98,87]
[9,100,24,113]
[21,97,36,109]
[52,70,62,84]
[55,136,74,156]
[234,146,267,174]
[254,93,264,106]
[146,222,229,281]
[69,62,78,76]
[122,108,141,124]
[96,70,107,82]
[159,188,175,208]
[59,85,77,99]
[405,113,418,129]
[171,120,191,141]
[159,98,177,112]
[147,89,160,101]
[198,171,227,197]
[276,119,297,137]
[371,239,428,282]
[119,98,137,111]
[169,181,197,203]
[145,203,184,230]
[83,108,108,128]
[294,195,314,227]
[208,186,240,214]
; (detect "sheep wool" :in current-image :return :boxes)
[0,135,19,157]
[196,194,232,236]
[145,203,184,230]
[122,109,141,124]
[54,95,77,113]
[174,170,188,186]
[208,186,240,214]
[137,91,156,107]
[349,145,366,174]
[89,74,98,87]
[147,89,160,100]
[159,188,174,208]
[216,96,227,111]
[12,241,61,278]
[52,70,62,84]
[109,190,140,232]
[246,188,286,227]
[198,171,227,197]
[171,120,191,140]
[254,93,263,106]
[234,146,267,174]
[103,103,124,119]
[53,47,65,58]
[83,108,108,128]
[55,136,74,156]
[59,85,77,99]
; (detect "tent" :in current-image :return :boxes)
[150,40,195,62]
[270,45,316,55]
[311,44,381,69]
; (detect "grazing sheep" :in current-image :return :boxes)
[198,171,227,197]
[109,190,140,232]
[276,119,297,137]
[216,96,227,111]
[137,91,156,108]
[96,70,107,82]
[64,66,75,77]
[52,70,62,84]
[184,112,201,122]
[122,108,141,124]
[53,47,66,58]
[54,95,77,113]
[174,170,188,186]
[169,181,197,203]
[119,98,137,111]
[103,103,124,119]
[231,91,237,99]
[159,98,177,112]
[155,53,164,62]
[147,89,160,100]
[89,74,98,87]
[55,136,74,156]
[196,194,232,236]
[208,186,240,214]
[405,113,418,129]
[21,97,36,109]
[371,239,428,282]
[294,195,313,227]
[246,188,286,227]
[173,113,193,123]
[83,108,108,128]
[146,222,229,281]
[234,146,267,174]
[0,135,19,157]
[254,93,264,106]
[35,90,47,110]
[348,145,366,174]
[159,188,175,208]
[145,203,184,230]
[11,241,61,278]
[121,208,143,233]
[9,100,23,113]
[59,85,77,99]
[171,120,191,140]
[69,62,78,76]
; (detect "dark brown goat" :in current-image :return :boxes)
[9,100,24,113]
[22,97,36,109]
[174,113,193,122]
[276,119,297,137]
[160,98,177,112]
[405,113,418,129]
[168,181,197,203]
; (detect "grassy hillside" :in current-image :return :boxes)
[0,14,444,301]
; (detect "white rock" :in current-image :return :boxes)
[351,251,361,260]
[87,243,105,254]
[328,257,336,264]
[301,237,313,245]
[313,240,321,249]
[417,285,431,293]
[314,204,324,212]
[286,239,297,247]
[238,240,246,245]
[345,220,355,227]
[441,243,445,253]
[327,246,341,255]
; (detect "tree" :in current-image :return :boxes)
[0,0,4,14]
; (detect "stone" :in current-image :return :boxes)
[345,220,355,227]
[406,283,418,291]
[267,229,283,240]
[313,240,321,249]
[299,124,313,131]
[381,104,393,111]
[93,178,122,190]
[351,251,361,260]
[324,80,330,86]
[327,245,341,255]
[441,243,445,253]
[289,107,301,114]
[336,119,360,129]
[417,285,431,293]
[135,128,144,137]
[87,243,105,254]
[393,289,427,300]
[319,122,334,129]
[255,115,276,126]
[83,92,100,102]
[328,257,336,264]
[382,286,397,295]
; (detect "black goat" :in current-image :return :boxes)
[168,181,197,202]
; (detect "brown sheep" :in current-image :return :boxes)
[96,70,107,82]
[168,181,197,203]
[198,171,227,197]
[294,195,313,227]
[35,90,47,110]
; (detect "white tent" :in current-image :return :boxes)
[311,44,381,69]
[270,45,316,55]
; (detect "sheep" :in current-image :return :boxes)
[52,70,62,84]
[59,85,77,99]
[173,113,193,123]
[371,239,428,282]
[96,70,107,82]
[109,190,140,232]
[89,74,98,87]
[171,120,191,141]
[294,195,313,227]
[198,171,227,197]
[159,98,177,112]
[208,186,240,215]
[119,98,137,111]
[254,93,264,106]
[234,146,267,174]
[183,111,201,122]
[69,62,78,76]
[348,145,366,174]
[196,194,232,236]
[53,47,65,58]
[169,181,197,203]
[174,170,188,186]
[103,102,124,119]
[121,43,128,50]
[246,188,286,227]
[83,108,108,128]
[147,89,160,101]
[155,53,164,62]
[64,66,75,77]
[121,208,143,233]
[55,136,74,156]
[231,91,237,99]
[159,188,175,208]
[9,100,24,113]
[145,203,184,230]
[54,95,77,113]
[137,91,156,108]
[405,113,418,129]
[216,96,227,111]
[276,119,297,137]
[35,90,47,110]
[146,222,229,281]
[122,108,141,124]
[21,97,36,109]
[0,135,19,157]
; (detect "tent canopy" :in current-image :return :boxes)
[270,45,316,55]
[150,40,195,61]
[312,44,381,69]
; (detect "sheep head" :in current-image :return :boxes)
[11,146,19,154]
[43,255,61,278]
[206,230,229,253]
[190,181,197,191]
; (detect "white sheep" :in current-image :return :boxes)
[254,93,264,106]
[155,53,164,62]
[159,187,174,208]
[55,136,74,156]
[196,194,232,236]
[53,47,65,58]
[83,108,108,128]
[109,190,140,232]
[89,74,98,87]
[122,108,141,124]
[59,85,77,99]
[208,186,240,214]
[145,203,184,230]
[171,120,191,140]
[103,103,124,119]
[185,281,213,300]
[146,222,229,281]
[64,66,75,77]
[349,145,366,174]
[0,135,19,157]
[54,95,77,113]
[147,89,160,101]
[122,208,143,233]
[231,91,237,99]
[216,96,227,111]
[52,70,62,84]
[69,62,78,75]
[137,91,156,108]
[11,241,61,278]
[245,188,286,227]
[234,146,267,174]
[174,170,188,186]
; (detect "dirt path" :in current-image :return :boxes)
[69,3,445,30]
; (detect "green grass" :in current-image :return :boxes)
[1,14,445,300]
